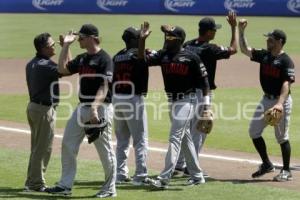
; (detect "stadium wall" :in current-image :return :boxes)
[0,0,300,16]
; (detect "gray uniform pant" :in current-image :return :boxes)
[113,94,148,181]
[176,89,210,169]
[159,96,203,182]
[58,103,116,194]
[25,102,55,190]
[249,95,292,144]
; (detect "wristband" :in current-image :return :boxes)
[203,95,210,105]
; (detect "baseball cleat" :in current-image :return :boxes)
[95,191,117,198]
[186,177,206,186]
[273,170,293,182]
[116,177,132,184]
[132,177,152,186]
[45,185,72,196]
[252,163,275,178]
[23,185,48,192]
[147,178,168,189]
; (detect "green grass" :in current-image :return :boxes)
[1,148,300,200]
[0,87,299,158]
[0,14,300,58]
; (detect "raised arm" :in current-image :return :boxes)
[138,21,151,59]
[238,19,253,58]
[59,34,72,63]
[226,11,238,55]
[58,31,76,75]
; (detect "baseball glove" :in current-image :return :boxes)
[264,107,282,126]
[196,109,214,134]
[84,118,107,144]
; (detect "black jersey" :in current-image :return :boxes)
[183,39,231,90]
[26,54,60,105]
[251,49,295,96]
[67,49,113,103]
[147,48,208,101]
[113,48,149,95]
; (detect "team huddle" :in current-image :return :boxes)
[24,12,295,198]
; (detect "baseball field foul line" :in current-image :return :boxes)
[1,125,298,170]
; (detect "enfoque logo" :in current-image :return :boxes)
[96,0,128,12]
[164,0,196,13]
[224,0,255,12]
[287,0,300,13]
[32,0,64,11]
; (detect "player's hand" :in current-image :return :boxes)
[59,34,64,47]
[273,103,283,113]
[90,108,100,124]
[227,11,237,27]
[140,21,151,40]
[238,19,248,31]
[63,30,77,45]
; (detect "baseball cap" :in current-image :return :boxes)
[75,24,99,37]
[264,29,286,44]
[161,25,186,42]
[198,17,222,31]
[122,27,140,42]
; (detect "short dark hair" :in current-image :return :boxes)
[34,32,51,52]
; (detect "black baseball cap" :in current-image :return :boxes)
[122,27,140,42]
[75,24,99,37]
[161,25,186,42]
[199,17,222,31]
[264,29,286,45]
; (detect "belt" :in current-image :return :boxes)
[31,100,52,106]
[264,94,279,100]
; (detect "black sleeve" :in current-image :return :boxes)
[38,60,60,80]
[209,44,231,60]
[282,56,295,83]
[251,49,267,63]
[101,54,114,83]
[46,63,60,79]
[66,55,82,74]
[191,54,209,91]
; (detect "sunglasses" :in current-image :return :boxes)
[78,34,91,41]
[165,35,180,41]
[46,42,55,48]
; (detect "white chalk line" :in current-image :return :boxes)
[1,125,299,170]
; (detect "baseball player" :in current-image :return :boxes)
[45,24,117,198]
[112,26,149,185]
[24,33,63,192]
[239,19,295,181]
[175,11,238,176]
[140,24,211,188]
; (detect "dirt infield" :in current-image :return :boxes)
[0,57,300,191]
[1,56,300,94]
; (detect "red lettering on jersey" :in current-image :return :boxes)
[117,63,133,71]
[79,66,97,79]
[162,63,188,75]
[114,63,133,89]
[262,64,280,78]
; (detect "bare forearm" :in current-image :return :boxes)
[91,80,108,112]
[239,30,252,57]
[202,77,211,110]
[58,44,71,75]
[138,38,146,59]
[278,81,290,105]
[66,47,72,62]
[229,26,238,54]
